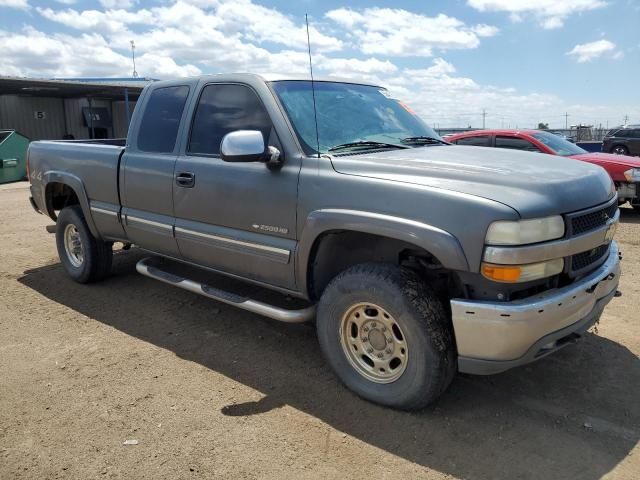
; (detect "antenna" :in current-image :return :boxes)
[305,14,321,158]
[130,40,138,78]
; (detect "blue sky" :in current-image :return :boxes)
[1,0,638,128]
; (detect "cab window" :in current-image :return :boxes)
[495,136,541,152]
[188,84,273,156]
[137,86,190,153]
[456,135,490,146]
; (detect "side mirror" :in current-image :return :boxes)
[220,130,281,165]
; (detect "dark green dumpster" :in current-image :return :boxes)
[0,130,30,184]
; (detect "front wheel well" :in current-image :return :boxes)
[45,182,80,221]
[307,230,459,302]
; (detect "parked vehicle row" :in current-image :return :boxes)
[447,129,640,209]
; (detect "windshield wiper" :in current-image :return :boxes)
[328,141,410,152]
[400,136,449,146]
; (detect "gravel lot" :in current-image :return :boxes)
[1,181,638,479]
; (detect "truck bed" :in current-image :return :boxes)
[28,140,124,224]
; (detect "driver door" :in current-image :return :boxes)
[172,82,300,290]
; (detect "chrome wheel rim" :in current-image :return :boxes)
[63,224,84,267]
[339,302,408,384]
[613,147,626,155]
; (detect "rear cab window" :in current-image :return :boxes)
[137,85,190,153]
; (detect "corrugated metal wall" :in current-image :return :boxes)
[63,97,112,139]
[0,96,66,140]
[0,95,136,141]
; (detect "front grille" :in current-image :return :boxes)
[571,244,609,271]
[570,201,618,236]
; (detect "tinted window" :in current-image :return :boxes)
[615,129,640,138]
[189,84,272,156]
[456,135,490,146]
[495,136,541,152]
[137,86,189,153]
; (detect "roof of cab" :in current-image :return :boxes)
[148,73,384,89]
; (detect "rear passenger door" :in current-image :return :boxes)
[495,135,541,152]
[120,83,193,257]
[172,82,301,290]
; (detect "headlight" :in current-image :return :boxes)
[485,216,565,245]
[482,258,564,283]
[624,168,640,182]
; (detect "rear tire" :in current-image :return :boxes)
[611,145,629,155]
[316,263,456,410]
[56,205,113,283]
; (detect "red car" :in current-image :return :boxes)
[447,129,640,210]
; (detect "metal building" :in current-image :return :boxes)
[0,77,153,141]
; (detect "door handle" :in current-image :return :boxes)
[176,172,195,188]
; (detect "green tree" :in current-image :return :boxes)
[537,122,549,130]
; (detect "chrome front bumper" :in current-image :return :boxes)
[452,241,620,375]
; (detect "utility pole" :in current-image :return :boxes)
[482,109,487,129]
[564,112,570,130]
[130,40,138,78]
[623,114,629,126]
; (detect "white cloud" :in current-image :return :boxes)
[467,0,608,29]
[473,24,500,37]
[321,57,397,74]
[0,0,635,128]
[0,0,29,9]
[37,8,151,34]
[0,27,200,78]
[383,57,636,129]
[215,1,343,52]
[325,8,498,56]
[37,1,342,53]
[566,39,617,62]
[99,0,136,8]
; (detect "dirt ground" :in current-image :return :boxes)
[0,181,638,480]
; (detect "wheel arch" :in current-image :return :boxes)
[297,209,468,300]
[43,171,100,238]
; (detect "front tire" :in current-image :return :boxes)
[56,205,113,283]
[316,263,456,410]
[612,145,629,155]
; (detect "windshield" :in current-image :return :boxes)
[532,131,587,156]
[270,81,442,155]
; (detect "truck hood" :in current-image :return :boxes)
[330,145,615,218]
[568,152,640,169]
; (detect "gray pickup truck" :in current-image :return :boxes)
[28,74,621,410]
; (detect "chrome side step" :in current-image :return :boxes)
[136,257,316,323]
